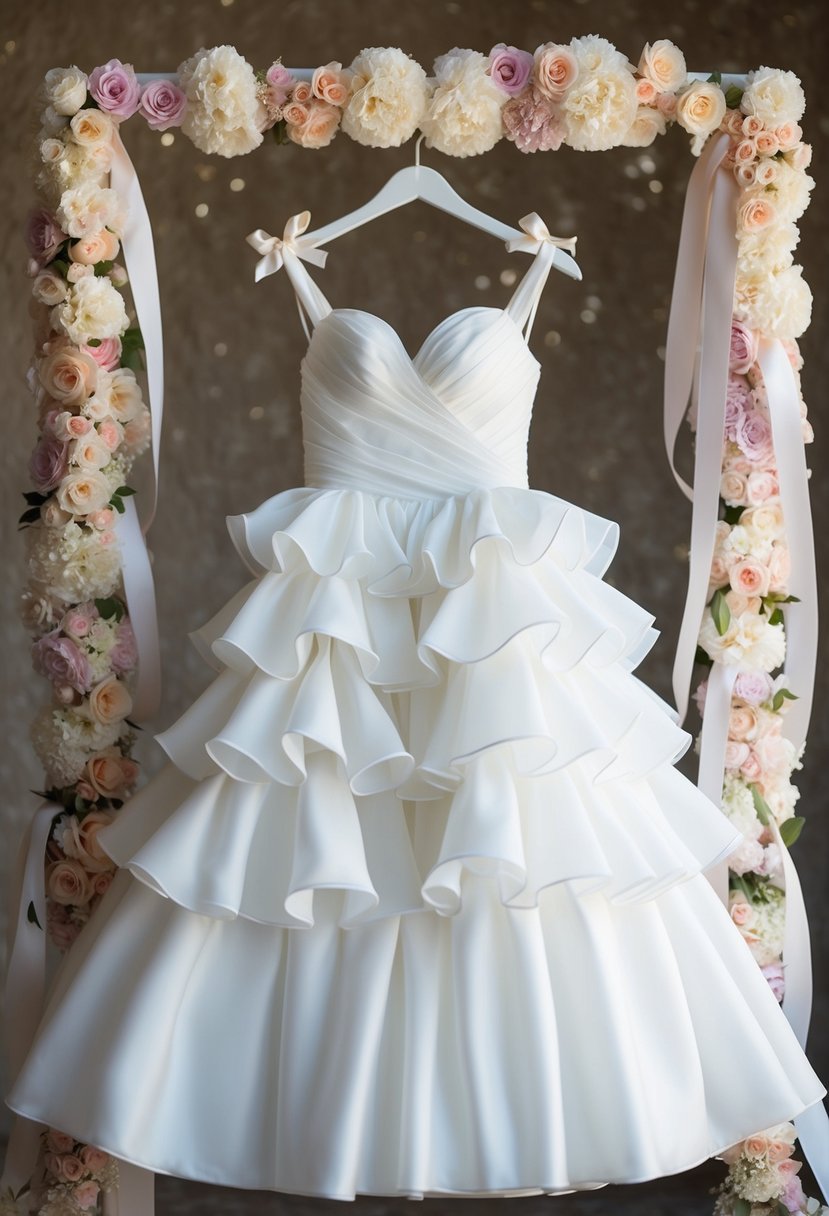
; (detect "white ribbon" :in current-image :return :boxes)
[665,135,829,1198]
[505,212,578,257]
[246,211,328,281]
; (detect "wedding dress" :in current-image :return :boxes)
[6,212,827,1200]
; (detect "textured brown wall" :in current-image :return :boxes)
[1,0,828,1147]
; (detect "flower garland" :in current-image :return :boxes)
[6,37,824,1216]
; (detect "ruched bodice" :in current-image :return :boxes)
[282,235,558,500]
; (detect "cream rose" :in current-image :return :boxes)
[342,47,429,148]
[533,42,579,99]
[105,368,144,422]
[68,431,112,471]
[70,108,115,148]
[675,81,726,141]
[32,270,69,307]
[39,345,98,405]
[87,675,133,726]
[637,39,686,93]
[69,228,121,265]
[44,66,88,116]
[621,105,667,147]
[56,470,112,515]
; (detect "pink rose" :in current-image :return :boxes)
[533,43,579,99]
[98,418,124,451]
[88,506,116,530]
[62,603,98,637]
[57,1153,85,1182]
[724,373,752,438]
[73,1181,101,1211]
[488,44,534,96]
[730,899,754,926]
[635,77,658,105]
[781,1175,805,1213]
[32,631,93,693]
[738,194,777,232]
[740,749,763,783]
[109,619,138,672]
[775,121,802,150]
[724,740,751,769]
[746,470,778,505]
[26,208,66,265]
[729,319,759,374]
[47,858,94,906]
[266,62,296,108]
[92,870,115,896]
[502,85,565,153]
[733,671,773,705]
[29,434,69,493]
[729,558,771,598]
[79,1145,110,1171]
[656,91,677,118]
[82,335,122,371]
[139,78,187,130]
[88,58,141,118]
[729,704,760,742]
[46,1129,76,1154]
[753,735,792,777]
[735,408,774,464]
[761,961,785,1001]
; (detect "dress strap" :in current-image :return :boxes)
[246,212,332,343]
[504,213,578,343]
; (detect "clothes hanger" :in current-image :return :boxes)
[300,134,582,281]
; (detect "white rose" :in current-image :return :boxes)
[68,431,112,471]
[741,503,785,542]
[105,368,144,422]
[563,35,638,151]
[742,67,805,127]
[342,46,428,148]
[56,182,124,239]
[70,108,115,149]
[420,48,505,158]
[56,470,112,516]
[44,67,88,116]
[52,275,129,345]
[637,39,686,93]
[675,81,726,141]
[621,105,667,147]
[32,270,69,307]
[178,44,264,157]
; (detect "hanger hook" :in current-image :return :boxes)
[414,131,425,169]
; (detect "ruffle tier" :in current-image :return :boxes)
[99,483,743,929]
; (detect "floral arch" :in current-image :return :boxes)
[3,36,827,1216]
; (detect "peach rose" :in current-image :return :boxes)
[675,80,726,137]
[57,1153,85,1182]
[730,899,754,926]
[637,39,686,93]
[729,704,760,742]
[741,114,764,138]
[738,194,778,232]
[729,558,771,598]
[740,749,763,782]
[73,1181,101,1211]
[53,412,93,441]
[656,91,677,118]
[69,107,115,147]
[746,470,778,504]
[635,77,658,105]
[32,270,68,307]
[753,161,778,187]
[63,809,116,871]
[46,1129,76,1154]
[533,43,578,99]
[56,469,111,515]
[93,870,114,896]
[743,1135,769,1159]
[68,431,111,471]
[720,470,747,504]
[86,748,137,797]
[292,80,313,104]
[78,1144,110,1171]
[768,1138,794,1164]
[734,137,757,164]
[87,675,133,726]
[289,100,341,149]
[97,418,124,451]
[768,543,791,593]
[724,740,751,769]
[282,99,309,125]
[311,61,349,106]
[755,130,779,156]
[47,858,94,906]
[105,368,144,422]
[69,228,121,265]
[39,346,98,405]
[775,121,801,150]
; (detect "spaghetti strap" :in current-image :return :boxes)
[504,240,557,343]
[281,250,333,343]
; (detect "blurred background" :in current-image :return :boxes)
[0,0,827,1210]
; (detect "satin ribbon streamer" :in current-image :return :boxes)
[247,213,328,342]
[505,212,578,258]
[2,131,163,1212]
[664,135,829,1195]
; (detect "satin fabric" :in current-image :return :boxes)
[6,231,827,1199]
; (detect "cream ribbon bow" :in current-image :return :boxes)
[246,210,328,281]
[505,212,578,257]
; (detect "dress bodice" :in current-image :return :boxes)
[273,217,560,500]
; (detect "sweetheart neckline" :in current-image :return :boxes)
[306,305,543,373]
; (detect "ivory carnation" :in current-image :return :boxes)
[637,39,686,93]
[562,35,638,151]
[621,105,667,147]
[502,86,565,153]
[533,43,579,100]
[342,47,428,148]
[44,66,88,116]
[734,263,812,341]
[742,67,805,127]
[52,275,128,345]
[178,45,265,157]
[675,81,726,144]
[769,160,815,224]
[421,48,506,158]
[56,182,124,239]
[737,221,799,277]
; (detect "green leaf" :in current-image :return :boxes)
[724,84,745,109]
[94,596,124,622]
[710,589,731,636]
[734,1197,751,1216]
[768,606,784,626]
[694,644,714,668]
[93,259,115,277]
[86,337,102,347]
[22,489,48,505]
[750,784,772,826]
[780,816,806,847]
[113,484,136,497]
[110,496,125,513]
[271,119,290,144]
[26,900,42,929]
[723,504,743,525]
[772,688,799,712]
[707,71,723,85]
[18,506,43,525]
[120,325,146,372]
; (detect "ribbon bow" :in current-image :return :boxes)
[506,212,578,257]
[246,210,328,281]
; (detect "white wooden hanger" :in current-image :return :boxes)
[300,134,582,281]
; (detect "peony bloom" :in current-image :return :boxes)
[88,58,142,119]
[55,182,124,239]
[742,67,805,127]
[178,45,265,156]
[561,35,638,151]
[488,44,534,96]
[139,79,188,130]
[734,263,812,341]
[32,630,93,694]
[421,47,506,157]
[341,46,428,148]
[502,85,565,153]
[52,275,129,345]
